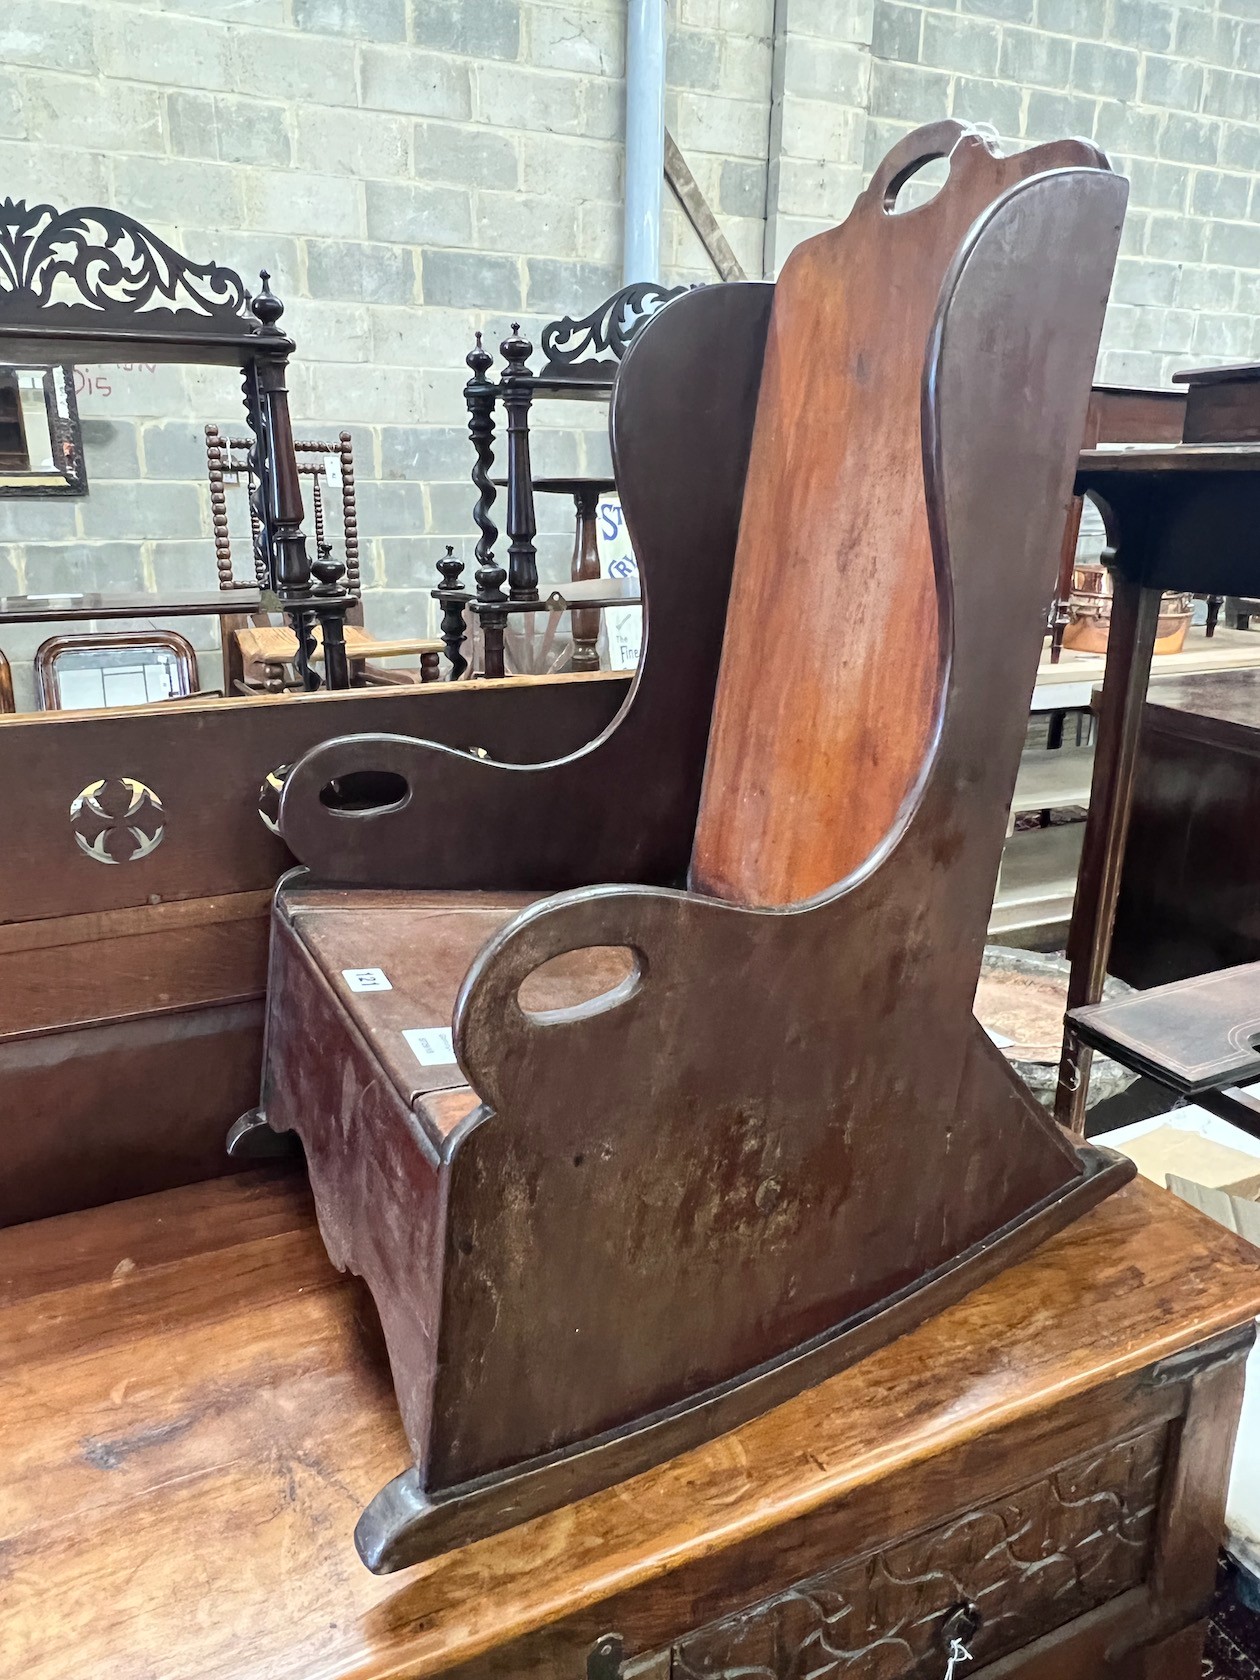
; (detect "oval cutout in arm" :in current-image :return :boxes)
[517,944,642,1024]
[319,769,411,816]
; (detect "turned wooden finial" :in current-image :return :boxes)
[499,321,533,379]
[312,552,345,593]
[466,329,492,380]
[438,543,463,588]
[433,543,470,683]
[250,269,285,331]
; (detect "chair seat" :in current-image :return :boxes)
[235,625,440,674]
[281,886,634,1124]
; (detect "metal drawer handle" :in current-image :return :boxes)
[942,1601,981,1677]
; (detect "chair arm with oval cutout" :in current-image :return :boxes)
[272,280,774,893]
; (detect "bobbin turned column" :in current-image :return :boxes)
[206,423,235,592]
[339,431,361,598]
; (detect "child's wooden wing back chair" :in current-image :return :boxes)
[248,122,1131,1572]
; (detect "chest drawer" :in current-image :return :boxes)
[650,1424,1167,1679]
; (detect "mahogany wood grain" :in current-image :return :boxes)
[0,675,632,1225]
[1,1172,1257,1680]
[691,124,1107,906]
[1177,361,1260,444]
[0,887,274,956]
[1090,386,1191,445]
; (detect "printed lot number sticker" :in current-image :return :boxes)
[404,1027,456,1066]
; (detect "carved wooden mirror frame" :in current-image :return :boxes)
[0,196,351,688]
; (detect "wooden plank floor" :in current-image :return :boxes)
[3,1168,1260,1680]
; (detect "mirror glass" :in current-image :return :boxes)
[0,365,86,496]
[0,352,643,715]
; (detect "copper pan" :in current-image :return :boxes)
[1062,561,1192,655]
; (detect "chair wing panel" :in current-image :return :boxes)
[275,282,773,891]
[917,164,1131,974]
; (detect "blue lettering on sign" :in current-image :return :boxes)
[609,556,637,579]
[600,503,624,541]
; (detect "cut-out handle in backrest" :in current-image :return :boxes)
[689,125,1109,910]
[870,118,971,212]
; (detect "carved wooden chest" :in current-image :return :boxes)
[608,1426,1175,1679]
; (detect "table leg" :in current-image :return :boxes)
[1051,493,1085,664]
[570,485,603,672]
[1055,574,1162,1133]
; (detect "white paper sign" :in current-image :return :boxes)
[342,967,392,992]
[596,495,642,671]
[403,1027,456,1066]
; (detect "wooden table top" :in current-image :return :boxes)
[3,1168,1259,1680]
[0,589,264,624]
[1078,441,1260,474]
[1146,667,1260,732]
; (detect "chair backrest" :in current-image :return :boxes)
[207,426,362,600]
[690,122,1108,908]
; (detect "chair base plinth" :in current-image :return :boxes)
[356,1143,1133,1574]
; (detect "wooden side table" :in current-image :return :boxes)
[1057,439,1260,1131]
[1108,671,1260,990]
[3,1167,1258,1679]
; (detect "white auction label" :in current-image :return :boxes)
[403,1027,456,1066]
[342,967,392,992]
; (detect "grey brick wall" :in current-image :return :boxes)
[0,0,781,704]
[0,0,1258,706]
[867,0,1260,386]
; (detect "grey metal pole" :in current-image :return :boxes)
[623,0,665,284]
